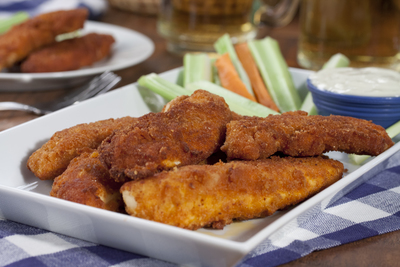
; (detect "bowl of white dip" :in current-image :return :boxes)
[307,67,400,128]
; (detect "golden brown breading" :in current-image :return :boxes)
[0,9,88,70]
[221,111,394,160]
[21,33,115,73]
[231,111,245,121]
[121,156,344,230]
[51,151,124,212]
[98,90,232,183]
[27,116,138,180]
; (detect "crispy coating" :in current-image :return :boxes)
[51,151,124,212]
[21,33,115,73]
[27,116,138,180]
[0,9,88,70]
[221,111,394,160]
[121,156,344,230]
[98,90,232,183]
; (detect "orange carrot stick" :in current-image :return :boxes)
[215,53,257,102]
[235,43,280,112]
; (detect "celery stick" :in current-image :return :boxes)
[322,53,350,69]
[214,34,254,96]
[139,73,276,116]
[349,119,400,165]
[348,154,371,165]
[300,93,318,115]
[176,69,184,87]
[386,120,400,139]
[0,12,29,34]
[301,53,350,114]
[183,53,212,87]
[211,58,221,86]
[186,80,278,117]
[249,37,301,112]
[56,30,81,42]
[138,73,189,101]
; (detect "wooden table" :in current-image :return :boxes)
[1,6,399,266]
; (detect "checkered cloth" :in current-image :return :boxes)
[0,0,107,20]
[2,150,400,267]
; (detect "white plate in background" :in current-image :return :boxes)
[0,67,398,267]
[0,21,154,91]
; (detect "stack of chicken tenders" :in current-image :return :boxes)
[27,90,393,230]
[0,9,114,73]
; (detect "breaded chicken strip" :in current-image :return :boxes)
[27,92,204,181]
[221,111,394,160]
[0,9,88,70]
[51,151,124,212]
[21,33,115,73]
[98,90,232,183]
[27,116,138,180]
[121,156,344,230]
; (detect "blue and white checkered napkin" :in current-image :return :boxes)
[2,152,400,267]
[0,0,107,20]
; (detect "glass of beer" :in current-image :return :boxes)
[297,0,400,70]
[157,0,299,54]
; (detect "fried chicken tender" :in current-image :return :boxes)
[221,111,394,160]
[0,9,88,70]
[27,116,138,180]
[121,156,344,230]
[98,90,232,183]
[51,151,124,212]
[21,33,115,73]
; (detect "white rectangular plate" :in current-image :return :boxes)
[1,68,399,267]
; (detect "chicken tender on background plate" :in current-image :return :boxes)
[98,90,232,183]
[51,151,124,212]
[27,116,138,180]
[0,9,88,70]
[221,111,394,160]
[21,33,115,73]
[121,156,344,230]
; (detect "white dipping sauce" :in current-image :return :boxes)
[309,67,400,97]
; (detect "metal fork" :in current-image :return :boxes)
[0,71,121,115]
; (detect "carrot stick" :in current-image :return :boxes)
[235,43,280,112]
[215,53,257,102]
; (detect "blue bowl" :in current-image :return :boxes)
[307,78,400,128]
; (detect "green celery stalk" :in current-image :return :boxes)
[300,94,317,115]
[348,154,372,165]
[183,53,212,87]
[138,73,189,101]
[55,30,81,42]
[248,37,301,112]
[186,80,278,117]
[322,53,350,69]
[176,69,184,87]
[211,58,221,86]
[301,53,350,115]
[0,12,29,34]
[139,73,277,116]
[214,34,254,96]
[386,120,400,138]
[349,119,400,165]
